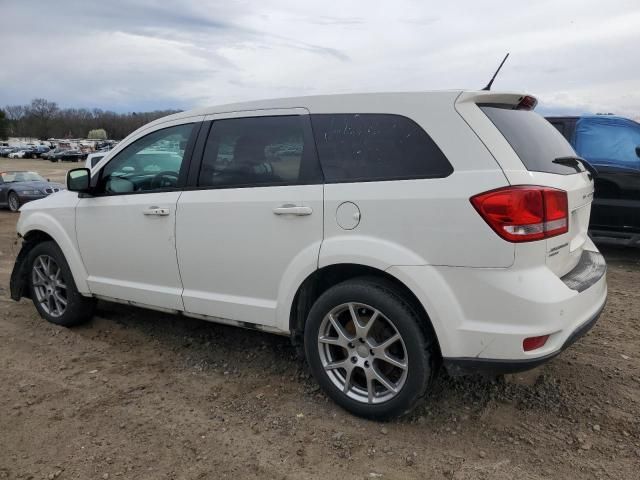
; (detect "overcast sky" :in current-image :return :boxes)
[1,0,639,118]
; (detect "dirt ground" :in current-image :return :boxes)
[0,158,638,480]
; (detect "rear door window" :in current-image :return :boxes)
[311,114,452,183]
[198,115,321,188]
[481,107,578,175]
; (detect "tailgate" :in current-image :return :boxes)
[513,169,595,276]
[455,91,597,276]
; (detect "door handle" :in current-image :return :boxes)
[273,204,313,216]
[143,206,170,216]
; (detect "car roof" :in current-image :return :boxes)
[164,89,541,124]
[113,89,531,149]
[169,90,465,119]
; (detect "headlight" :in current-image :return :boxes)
[19,189,41,195]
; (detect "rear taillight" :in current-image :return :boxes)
[470,186,568,243]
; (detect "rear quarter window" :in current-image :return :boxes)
[311,114,453,183]
[481,107,578,175]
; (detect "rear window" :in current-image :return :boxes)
[481,106,578,175]
[311,114,453,183]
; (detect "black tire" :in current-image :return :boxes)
[304,277,436,419]
[27,241,96,327]
[7,191,20,212]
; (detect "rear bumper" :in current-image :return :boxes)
[388,244,608,370]
[443,299,605,375]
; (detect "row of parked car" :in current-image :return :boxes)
[0,144,114,162]
[0,145,51,159]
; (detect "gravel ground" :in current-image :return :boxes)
[0,158,638,479]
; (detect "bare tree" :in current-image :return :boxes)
[4,105,25,137]
[0,109,7,140]
[25,98,59,139]
[3,99,179,140]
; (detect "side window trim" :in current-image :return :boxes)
[186,120,213,187]
[90,120,202,196]
[183,113,323,191]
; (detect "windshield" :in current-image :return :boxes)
[480,106,580,175]
[0,171,47,183]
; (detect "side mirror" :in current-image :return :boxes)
[67,168,91,192]
[636,146,640,158]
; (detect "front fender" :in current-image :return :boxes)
[17,210,90,295]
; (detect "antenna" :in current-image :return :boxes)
[482,53,510,91]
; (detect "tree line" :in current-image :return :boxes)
[0,99,180,141]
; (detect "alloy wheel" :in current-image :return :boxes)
[8,193,20,212]
[317,302,408,404]
[31,254,68,317]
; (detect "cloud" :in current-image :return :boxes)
[1,0,639,120]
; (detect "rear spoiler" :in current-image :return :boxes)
[456,91,538,111]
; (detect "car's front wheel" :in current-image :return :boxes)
[7,192,20,212]
[28,241,96,327]
[304,278,436,419]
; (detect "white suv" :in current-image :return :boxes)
[10,91,607,418]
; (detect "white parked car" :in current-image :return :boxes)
[8,150,27,159]
[10,91,607,418]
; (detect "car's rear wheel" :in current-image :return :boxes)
[28,241,95,327]
[304,278,435,419]
[8,192,20,212]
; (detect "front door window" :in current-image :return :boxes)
[98,124,194,194]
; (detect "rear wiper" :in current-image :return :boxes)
[553,156,597,178]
